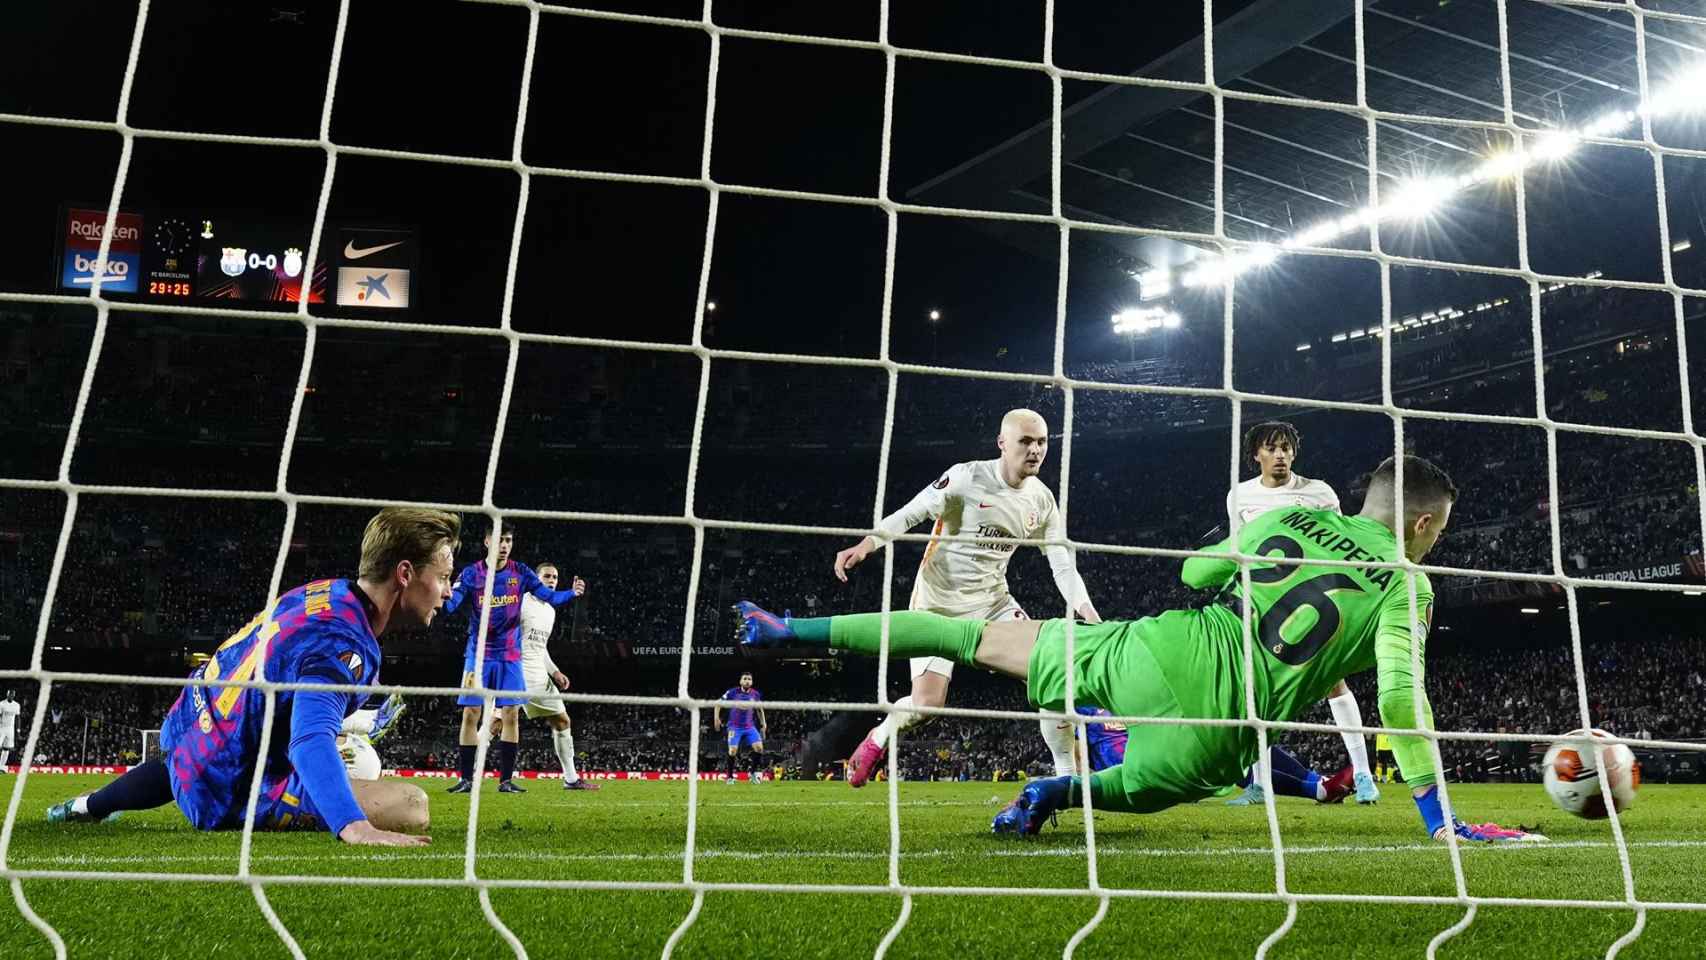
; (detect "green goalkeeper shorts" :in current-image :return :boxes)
[1027,612,1255,812]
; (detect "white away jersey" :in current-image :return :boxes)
[518,593,558,678]
[1227,473,1341,528]
[878,459,1090,617]
[0,700,17,735]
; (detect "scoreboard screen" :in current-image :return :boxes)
[57,207,410,310]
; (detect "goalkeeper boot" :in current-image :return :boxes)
[1442,817,1547,843]
[1318,765,1356,804]
[733,602,797,648]
[991,775,1071,837]
[1354,771,1381,805]
[446,779,474,794]
[845,737,886,789]
[1225,782,1265,806]
[45,797,119,824]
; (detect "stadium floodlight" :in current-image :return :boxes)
[1112,306,1181,335]
[1675,239,1694,253]
[706,301,717,312]
[1384,177,1457,220]
[1520,608,1541,615]
[928,309,941,321]
[1137,268,1172,301]
[1148,58,1706,291]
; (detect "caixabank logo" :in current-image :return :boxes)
[61,208,143,293]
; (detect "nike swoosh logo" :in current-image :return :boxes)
[344,240,404,260]
[979,503,995,508]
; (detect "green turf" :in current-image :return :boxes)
[0,776,1701,959]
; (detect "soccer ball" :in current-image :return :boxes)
[1542,728,1639,819]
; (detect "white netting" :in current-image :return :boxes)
[2,1,1706,958]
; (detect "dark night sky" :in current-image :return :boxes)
[2,1,1699,374]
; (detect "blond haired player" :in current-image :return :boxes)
[1226,421,1379,806]
[830,408,1100,786]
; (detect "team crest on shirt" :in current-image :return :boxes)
[198,709,213,734]
[933,474,951,490]
[1024,510,1039,533]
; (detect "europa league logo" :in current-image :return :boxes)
[283,247,304,279]
[220,247,247,278]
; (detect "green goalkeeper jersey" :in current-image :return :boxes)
[1180,507,1439,787]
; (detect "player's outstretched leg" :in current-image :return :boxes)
[1354,771,1380,804]
[734,604,988,667]
[1229,747,1354,806]
[48,757,173,824]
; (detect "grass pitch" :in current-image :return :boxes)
[0,775,1701,959]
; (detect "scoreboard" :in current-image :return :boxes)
[56,207,415,311]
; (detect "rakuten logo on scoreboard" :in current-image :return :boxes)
[61,208,143,293]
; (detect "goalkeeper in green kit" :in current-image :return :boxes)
[735,455,1543,843]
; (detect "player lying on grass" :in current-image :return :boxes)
[737,456,1542,843]
[47,507,458,846]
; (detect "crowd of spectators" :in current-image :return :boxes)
[7,633,1704,787]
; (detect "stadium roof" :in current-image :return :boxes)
[908,0,1706,281]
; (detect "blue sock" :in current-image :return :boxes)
[85,758,172,818]
[1265,746,1321,800]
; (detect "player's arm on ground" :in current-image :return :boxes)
[834,463,965,581]
[291,642,426,846]
[1036,500,1099,622]
[519,562,581,606]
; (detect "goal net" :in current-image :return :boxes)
[2,0,1705,957]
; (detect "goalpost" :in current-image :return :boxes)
[2,1,1705,958]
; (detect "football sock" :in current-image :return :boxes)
[1265,746,1319,800]
[85,758,172,819]
[0,750,10,768]
[1328,689,1372,779]
[1040,715,1078,776]
[494,740,518,783]
[553,728,578,783]
[458,744,477,782]
[793,612,985,665]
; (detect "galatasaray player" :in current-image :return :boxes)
[47,508,458,846]
[444,523,583,795]
[1226,421,1379,806]
[829,409,1099,786]
[740,456,1543,843]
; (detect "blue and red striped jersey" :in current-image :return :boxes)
[722,687,763,729]
[444,559,577,663]
[159,579,379,832]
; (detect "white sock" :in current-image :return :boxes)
[71,795,88,815]
[553,727,578,783]
[869,695,926,749]
[1328,689,1372,780]
[0,750,10,768]
[1039,715,1077,776]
